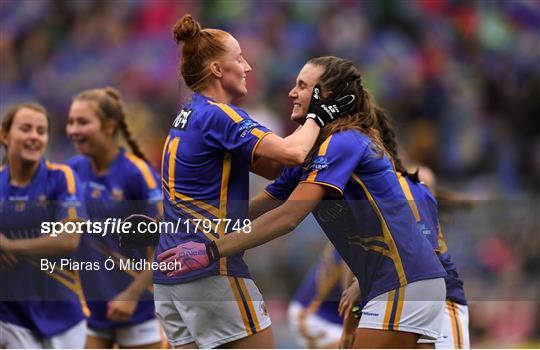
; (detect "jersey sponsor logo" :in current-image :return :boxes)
[362,311,379,317]
[309,156,329,171]
[238,119,259,137]
[259,300,268,317]
[418,222,432,236]
[112,187,124,200]
[173,109,193,130]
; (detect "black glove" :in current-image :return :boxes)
[306,82,356,128]
[119,214,161,249]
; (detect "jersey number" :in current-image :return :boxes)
[173,109,193,130]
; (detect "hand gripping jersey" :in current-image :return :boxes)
[0,160,88,337]
[69,148,161,330]
[397,175,467,305]
[155,92,271,284]
[266,130,446,308]
[292,247,343,325]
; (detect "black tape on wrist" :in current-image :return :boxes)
[206,241,221,264]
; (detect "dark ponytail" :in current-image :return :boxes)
[306,56,419,182]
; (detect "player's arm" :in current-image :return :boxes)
[0,219,81,256]
[215,182,324,257]
[107,247,154,322]
[248,191,283,220]
[253,119,320,167]
[340,311,360,348]
[157,183,327,274]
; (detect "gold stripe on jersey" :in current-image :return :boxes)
[351,173,407,287]
[167,137,180,201]
[397,174,421,222]
[46,161,78,218]
[306,136,333,182]
[125,152,157,189]
[208,102,243,123]
[28,260,91,317]
[218,152,232,275]
[46,162,76,194]
[438,225,449,254]
[161,135,171,193]
[161,186,218,241]
[250,130,272,165]
[174,191,220,218]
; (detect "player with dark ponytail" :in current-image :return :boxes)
[66,87,162,348]
[160,56,448,348]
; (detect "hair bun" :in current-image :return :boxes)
[172,14,201,44]
[103,87,121,101]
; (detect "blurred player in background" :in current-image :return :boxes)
[152,14,352,348]
[66,88,162,348]
[0,103,88,348]
[160,56,448,348]
[339,166,469,348]
[412,167,469,349]
[287,243,345,348]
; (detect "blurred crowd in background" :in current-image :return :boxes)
[1,0,539,347]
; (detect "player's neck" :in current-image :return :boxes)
[90,142,119,175]
[200,84,233,104]
[8,157,40,187]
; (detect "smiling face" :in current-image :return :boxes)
[288,63,325,123]
[217,35,252,100]
[66,99,111,157]
[4,108,49,164]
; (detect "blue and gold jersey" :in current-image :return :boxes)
[293,247,343,325]
[155,92,271,284]
[266,130,446,307]
[69,148,161,329]
[398,175,467,305]
[0,160,88,337]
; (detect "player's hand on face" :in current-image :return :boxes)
[338,279,361,317]
[106,293,138,322]
[157,241,209,277]
[306,82,355,128]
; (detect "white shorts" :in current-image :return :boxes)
[0,319,86,349]
[436,301,470,349]
[287,301,342,348]
[154,275,272,348]
[87,318,162,347]
[359,278,446,343]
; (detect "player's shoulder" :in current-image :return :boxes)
[205,100,250,123]
[121,151,159,189]
[321,129,368,155]
[45,160,78,193]
[66,155,88,173]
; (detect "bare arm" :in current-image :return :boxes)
[107,247,154,321]
[216,183,326,257]
[0,219,82,256]
[253,119,320,167]
[248,191,283,220]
